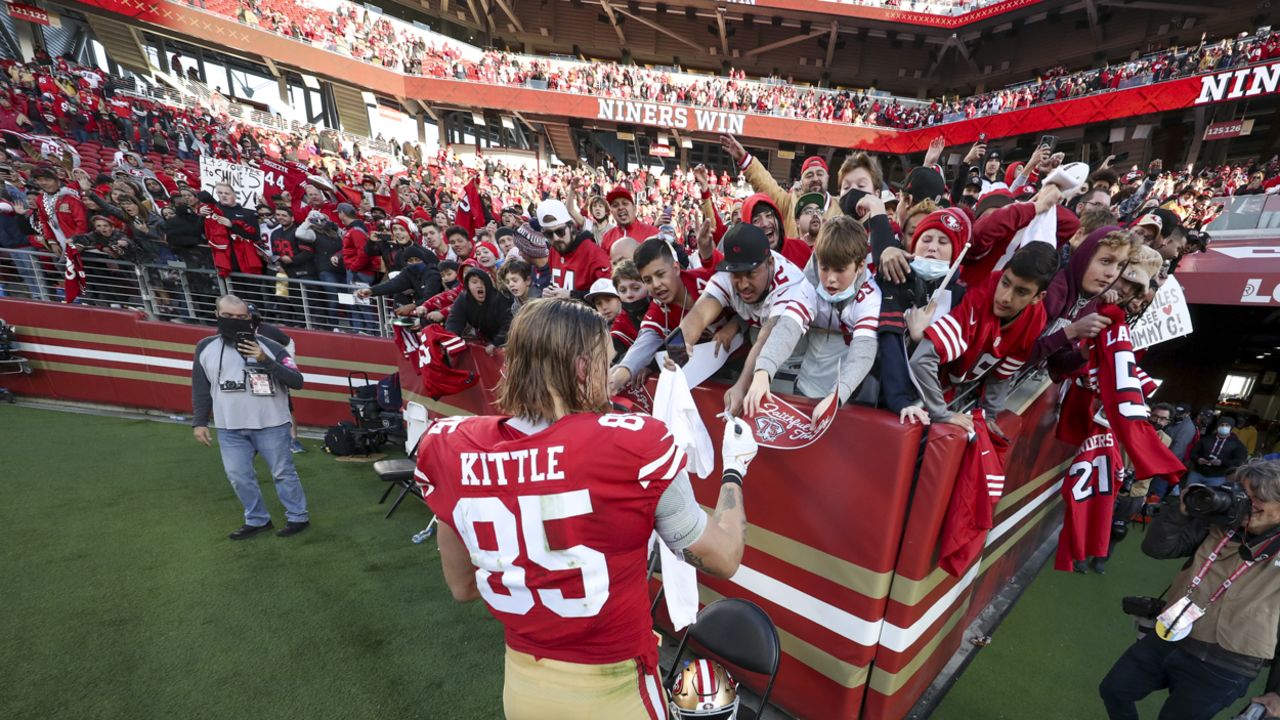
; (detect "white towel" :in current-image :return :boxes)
[653,365,715,478]
[650,365,713,631]
[992,205,1058,274]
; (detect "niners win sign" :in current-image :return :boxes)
[1194,61,1280,105]
[595,99,746,135]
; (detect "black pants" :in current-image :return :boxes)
[1099,633,1254,720]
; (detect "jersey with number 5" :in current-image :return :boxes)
[415,412,686,667]
[1092,304,1184,480]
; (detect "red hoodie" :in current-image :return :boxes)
[739,193,812,269]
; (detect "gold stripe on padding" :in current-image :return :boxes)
[693,584,870,690]
[292,355,398,374]
[696,504,893,599]
[995,460,1070,514]
[886,460,1069,606]
[21,325,399,373]
[869,501,1059,695]
[27,360,351,402]
[402,389,475,418]
[868,597,972,695]
[29,359,190,385]
[1005,377,1052,416]
[22,326,193,354]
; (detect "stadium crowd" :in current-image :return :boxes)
[4,48,1279,425]
[214,0,1280,129]
[7,37,1280,720]
[4,49,1280,432]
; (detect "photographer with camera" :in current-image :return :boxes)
[191,295,309,540]
[1099,460,1280,720]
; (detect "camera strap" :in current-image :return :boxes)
[1185,529,1269,607]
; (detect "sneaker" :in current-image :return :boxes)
[229,521,274,540]
[1072,560,1088,574]
[276,521,310,537]
[290,439,306,454]
[1091,557,1107,574]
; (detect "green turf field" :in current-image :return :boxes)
[0,404,1268,719]
[0,405,506,720]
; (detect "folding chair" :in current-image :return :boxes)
[663,598,781,720]
[373,457,420,519]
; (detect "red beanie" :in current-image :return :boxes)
[390,215,417,236]
[802,156,828,174]
[911,208,972,254]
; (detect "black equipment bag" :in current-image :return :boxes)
[324,421,360,456]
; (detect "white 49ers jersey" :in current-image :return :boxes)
[703,251,815,329]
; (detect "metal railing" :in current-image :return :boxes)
[115,75,399,158]
[0,247,394,336]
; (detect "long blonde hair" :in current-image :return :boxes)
[495,299,612,423]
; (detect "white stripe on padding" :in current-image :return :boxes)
[877,478,1063,652]
[725,564,883,646]
[18,341,364,389]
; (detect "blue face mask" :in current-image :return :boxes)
[817,282,859,303]
[910,257,951,282]
[1217,426,1231,437]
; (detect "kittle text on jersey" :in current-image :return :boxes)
[459,447,567,486]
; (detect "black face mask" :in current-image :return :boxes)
[622,297,650,317]
[217,315,255,344]
[839,188,872,220]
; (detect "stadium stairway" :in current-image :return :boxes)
[543,122,579,166]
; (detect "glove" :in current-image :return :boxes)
[721,417,758,483]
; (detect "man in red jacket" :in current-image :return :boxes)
[599,186,658,253]
[31,166,87,251]
[338,202,378,333]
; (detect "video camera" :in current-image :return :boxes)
[1183,483,1251,527]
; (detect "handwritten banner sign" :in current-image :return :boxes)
[1131,276,1194,350]
[199,156,265,207]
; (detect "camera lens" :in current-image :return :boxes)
[1183,485,1229,516]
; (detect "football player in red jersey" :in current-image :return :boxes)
[416,299,759,719]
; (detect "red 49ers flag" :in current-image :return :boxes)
[454,178,488,238]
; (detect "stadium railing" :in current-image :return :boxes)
[0,247,393,337]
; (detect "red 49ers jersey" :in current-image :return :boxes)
[259,157,307,206]
[924,270,1046,387]
[639,267,715,339]
[1054,425,1122,571]
[416,412,686,668]
[549,239,612,292]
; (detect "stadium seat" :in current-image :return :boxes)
[663,598,781,719]
[372,457,419,518]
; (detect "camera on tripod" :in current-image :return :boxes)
[1183,483,1251,527]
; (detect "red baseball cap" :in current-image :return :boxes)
[605,186,634,205]
[801,156,828,174]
